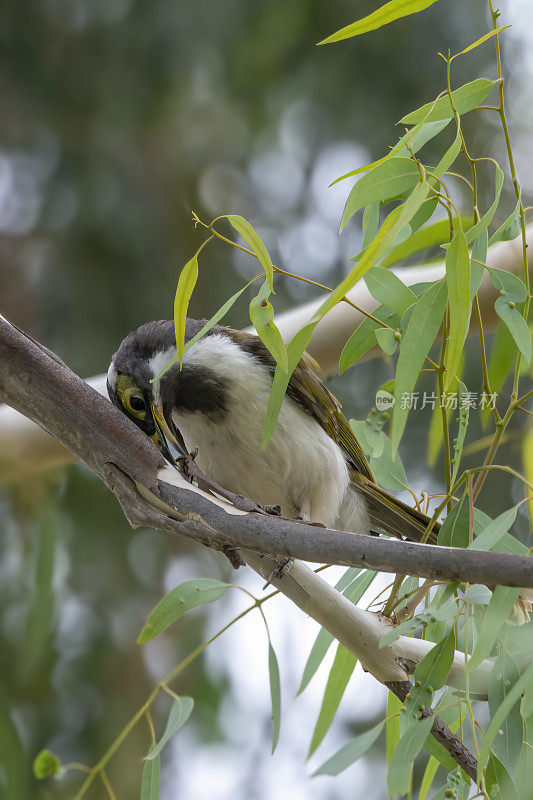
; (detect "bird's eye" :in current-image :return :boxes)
[123,389,146,419]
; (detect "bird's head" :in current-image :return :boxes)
[107,318,202,460]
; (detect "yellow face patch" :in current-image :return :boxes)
[116,374,146,420]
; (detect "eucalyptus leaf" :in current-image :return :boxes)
[488,650,523,774]
[226,214,274,291]
[392,279,448,450]
[313,721,384,776]
[470,505,518,552]
[387,716,434,797]
[456,25,510,57]
[381,216,472,268]
[364,267,417,315]
[146,697,194,760]
[478,662,533,780]
[485,753,518,800]
[318,0,439,45]
[375,327,398,355]
[402,629,455,732]
[489,199,521,246]
[269,642,281,752]
[340,158,420,231]
[465,163,504,245]
[433,129,462,177]
[489,268,528,303]
[362,202,380,247]
[265,183,429,446]
[400,78,495,124]
[468,586,522,672]
[339,307,398,374]
[141,756,161,800]
[138,580,230,644]
[470,229,488,303]
[445,227,470,391]
[331,120,449,186]
[495,296,531,363]
[370,435,408,492]
[249,284,288,371]
[174,255,199,366]
[438,491,470,548]
[308,644,356,757]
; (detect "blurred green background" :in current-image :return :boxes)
[1,1,532,798]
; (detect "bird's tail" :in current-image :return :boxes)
[350,472,440,544]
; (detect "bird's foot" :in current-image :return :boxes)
[222,546,245,569]
[263,557,294,589]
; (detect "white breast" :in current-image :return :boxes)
[166,334,369,533]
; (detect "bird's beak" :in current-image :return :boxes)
[150,402,187,463]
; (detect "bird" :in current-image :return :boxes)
[107,318,439,545]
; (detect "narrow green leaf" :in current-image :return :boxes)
[388,716,434,796]
[478,662,533,780]
[340,157,420,231]
[318,0,439,45]
[470,505,518,552]
[489,651,523,774]
[268,642,281,752]
[370,434,408,492]
[375,327,399,355]
[445,227,470,391]
[151,281,252,381]
[262,323,315,448]
[387,691,403,765]
[468,586,522,672]
[489,199,521,246]
[328,182,430,319]
[331,120,449,185]
[313,721,384,776]
[434,130,462,177]
[226,214,274,291]
[174,256,199,366]
[249,284,288,371]
[495,296,531,363]
[308,644,356,756]
[470,229,488,303]
[350,419,386,458]
[488,320,517,397]
[364,267,417,315]
[456,26,510,57]
[403,629,455,730]
[339,307,398,374]
[141,755,161,800]
[400,78,495,124]
[485,753,518,800]
[419,710,465,798]
[362,202,380,248]
[465,163,504,245]
[450,383,470,486]
[392,279,448,450]
[517,716,533,800]
[146,697,194,760]
[265,185,429,446]
[381,216,471,268]
[138,580,230,644]
[489,268,528,303]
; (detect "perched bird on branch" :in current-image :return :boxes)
[107,319,438,545]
